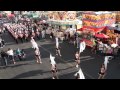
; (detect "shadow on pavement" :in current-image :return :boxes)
[0,63,29,69]
[11,69,51,79]
[11,64,76,79]
[7,63,30,68]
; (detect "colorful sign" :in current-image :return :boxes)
[82,11,116,30]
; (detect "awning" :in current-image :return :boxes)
[47,20,80,25]
[95,33,109,38]
[80,26,105,33]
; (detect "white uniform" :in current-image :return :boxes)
[104,56,109,70]
[50,54,56,66]
[56,37,59,48]
[41,30,45,38]
[31,38,39,49]
[7,49,14,56]
[79,41,86,53]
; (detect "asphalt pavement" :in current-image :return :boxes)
[0,31,120,79]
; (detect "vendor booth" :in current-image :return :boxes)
[77,11,116,47]
[115,11,120,23]
[47,11,78,30]
[47,11,82,38]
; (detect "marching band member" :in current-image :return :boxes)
[50,54,58,79]
[56,37,62,57]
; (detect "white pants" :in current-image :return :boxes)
[42,33,45,38]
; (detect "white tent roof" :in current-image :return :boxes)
[95,11,112,14]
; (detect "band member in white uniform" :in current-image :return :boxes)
[75,51,80,68]
[30,37,39,49]
[55,37,62,57]
[34,48,42,64]
[50,54,58,79]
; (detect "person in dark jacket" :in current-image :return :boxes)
[117,46,120,57]
[0,50,8,66]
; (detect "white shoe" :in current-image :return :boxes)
[52,77,55,79]
[76,65,79,68]
[74,73,77,76]
[40,62,42,64]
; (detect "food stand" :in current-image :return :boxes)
[47,11,78,29]
[47,11,82,38]
[115,11,120,23]
[77,11,116,47]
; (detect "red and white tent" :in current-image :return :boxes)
[7,14,15,18]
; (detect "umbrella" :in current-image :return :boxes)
[7,14,15,17]
[95,33,109,39]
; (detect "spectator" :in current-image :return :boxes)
[0,37,5,48]
[98,41,104,55]
[0,28,2,35]
[41,30,45,39]
[15,48,22,61]
[24,30,29,42]
[21,49,26,60]
[7,48,16,64]
[0,50,8,66]
[50,30,54,39]
[35,29,40,40]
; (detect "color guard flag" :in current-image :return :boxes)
[79,40,86,53]
[56,37,59,48]
[50,54,56,65]
[74,68,85,79]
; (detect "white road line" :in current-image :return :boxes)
[81,58,95,62]
[80,56,91,59]
[57,57,94,63]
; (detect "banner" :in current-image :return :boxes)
[82,11,116,31]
